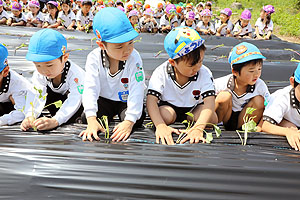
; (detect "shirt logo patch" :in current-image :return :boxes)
[77,85,84,94]
[74,78,79,83]
[95,29,101,40]
[118,90,129,102]
[61,46,66,55]
[121,77,129,89]
[135,71,144,82]
[236,45,247,55]
[192,90,201,100]
[136,63,142,70]
[4,58,8,67]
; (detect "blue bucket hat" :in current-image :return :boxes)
[93,7,138,43]
[228,42,266,66]
[26,29,67,62]
[164,26,205,59]
[294,63,300,83]
[0,44,8,72]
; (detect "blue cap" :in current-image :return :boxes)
[0,44,8,72]
[228,42,266,66]
[93,7,138,43]
[26,29,67,62]
[164,26,205,59]
[294,63,300,83]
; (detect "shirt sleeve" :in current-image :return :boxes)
[53,67,84,125]
[199,67,215,98]
[210,23,216,34]
[232,23,241,33]
[82,50,101,118]
[124,51,145,123]
[263,93,287,124]
[76,12,81,22]
[147,65,165,98]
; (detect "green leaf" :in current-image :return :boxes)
[181,120,189,124]
[213,125,222,138]
[245,107,256,115]
[242,120,257,132]
[42,93,48,100]
[185,112,194,119]
[205,132,213,144]
[53,100,62,108]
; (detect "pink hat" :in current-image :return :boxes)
[117,5,125,12]
[0,0,3,7]
[166,4,176,14]
[47,1,58,7]
[206,1,212,6]
[28,0,40,8]
[201,9,212,16]
[241,9,251,20]
[263,5,275,14]
[11,2,22,11]
[143,8,154,16]
[186,11,195,20]
[220,8,232,17]
[128,10,138,18]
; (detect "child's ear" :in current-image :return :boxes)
[96,40,106,50]
[62,53,70,62]
[290,76,295,88]
[2,66,9,77]
[168,58,176,66]
[231,68,238,77]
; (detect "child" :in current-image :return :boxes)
[140,8,158,33]
[72,0,81,15]
[233,9,252,39]
[147,26,217,145]
[176,6,184,24]
[215,8,233,37]
[180,11,196,29]
[26,0,43,28]
[154,2,164,19]
[20,0,29,12]
[262,63,300,151]
[160,4,178,33]
[79,7,145,142]
[214,42,270,131]
[0,44,31,126]
[0,0,9,25]
[255,5,275,40]
[7,2,26,26]
[76,0,93,31]
[21,29,84,131]
[196,9,215,35]
[195,2,204,20]
[42,1,59,28]
[205,1,212,11]
[133,1,142,17]
[184,3,193,15]
[128,10,140,33]
[106,0,114,7]
[115,0,123,7]
[57,0,76,30]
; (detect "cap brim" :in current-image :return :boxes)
[26,52,60,62]
[105,29,139,43]
[234,54,266,65]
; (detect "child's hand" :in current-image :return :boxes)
[11,23,16,26]
[257,35,264,40]
[155,124,180,145]
[20,116,35,131]
[179,127,206,144]
[33,117,58,131]
[286,131,300,151]
[111,120,134,142]
[79,117,104,142]
[166,25,171,30]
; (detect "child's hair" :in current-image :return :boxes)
[61,0,72,6]
[174,44,206,66]
[261,9,272,26]
[82,1,92,6]
[232,59,262,75]
[292,73,299,87]
[48,3,59,19]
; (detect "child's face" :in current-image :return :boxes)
[186,19,194,27]
[205,5,211,10]
[144,14,151,19]
[12,10,21,16]
[0,6,3,12]
[172,50,205,78]
[29,6,39,14]
[48,6,57,16]
[241,19,250,27]
[34,57,66,79]
[186,7,192,12]
[129,16,138,25]
[81,4,91,14]
[233,62,262,85]
[76,1,81,6]
[167,13,174,19]
[101,40,134,62]
[220,13,229,23]
[291,79,300,102]
[202,16,211,23]
[62,3,70,12]
[260,10,266,19]
[21,0,27,3]
[197,6,203,11]
[0,66,9,84]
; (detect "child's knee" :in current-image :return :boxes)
[251,95,265,109]
[159,105,176,125]
[216,91,232,108]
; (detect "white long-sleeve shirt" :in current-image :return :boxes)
[82,48,145,123]
[24,60,84,125]
[0,70,31,126]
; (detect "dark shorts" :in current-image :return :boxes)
[45,86,83,124]
[0,101,14,116]
[224,111,241,131]
[81,96,146,128]
[159,101,198,123]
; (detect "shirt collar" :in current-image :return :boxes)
[166,62,198,82]
[290,88,300,109]
[101,50,126,71]
[0,72,10,94]
[227,75,255,93]
[47,61,71,89]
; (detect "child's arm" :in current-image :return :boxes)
[48,21,60,28]
[265,30,272,40]
[67,20,76,30]
[262,120,300,150]
[180,96,216,144]
[147,94,179,145]
[42,21,49,28]
[255,26,263,39]
[12,20,25,26]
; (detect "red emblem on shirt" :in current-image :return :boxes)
[74,78,79,83]
[193,90,200,100]
[121,78,129,84]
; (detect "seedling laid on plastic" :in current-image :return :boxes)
[14,43,28,56]
[98,115,110,139]
[176,112,221,144]
[211,43,224,50]
[236,107,257,145]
